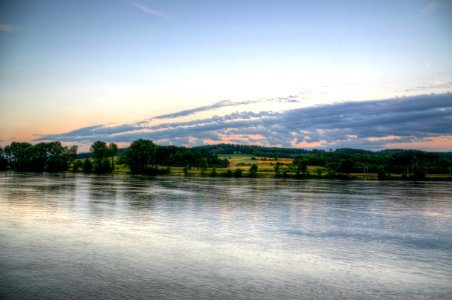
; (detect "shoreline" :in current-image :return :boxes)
[2,170,451,181]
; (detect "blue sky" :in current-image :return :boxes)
[1,0,452,150]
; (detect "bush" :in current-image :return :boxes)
[248,164,258,177]
[234,169,243,178]
[224,169,233,177]
[83,159,92,173]
[209,168,217,177]
[377,166,388,180]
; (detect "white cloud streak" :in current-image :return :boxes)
[130,1,170,18]
[151,95,298,120]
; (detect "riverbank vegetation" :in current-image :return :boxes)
[1,140,452,180]
[0,142,77,172]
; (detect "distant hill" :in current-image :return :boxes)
[193,143,312,157]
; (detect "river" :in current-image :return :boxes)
[1,173,451,299]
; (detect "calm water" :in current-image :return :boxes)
[1,173,451,299]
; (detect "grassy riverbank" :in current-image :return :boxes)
[3,140,452,180]
[79,154,452,181]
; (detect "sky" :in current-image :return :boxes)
[1,0,452,151]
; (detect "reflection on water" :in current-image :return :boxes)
[1,172,452,299]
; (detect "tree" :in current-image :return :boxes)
[248,164,258,177]
[274,162,282,177]
[72,160,83,172]
[183,165,190,176]
[3,141,76,172]
[108,143,118,171]
[90,141,111,173]
[32,142,49,171]
[44,142,77,172]
[316,168,323,178]
[234,168,243,178]
[123,139,156,174]
[200,157,208,175]
[293,156,308,178]
[377,166,389,180]
[0,146,8,171]
[339,158,354,174]
[83,159,92,173]
[4,142,34,171]
[209,167,217,177]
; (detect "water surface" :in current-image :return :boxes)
[1,173,452,299]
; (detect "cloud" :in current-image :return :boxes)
[39,124,143,143]
[152,100,246,120]
[152,100,263,120]
[152,96,299,120]
[130,1,170,18]
[0,24,21,33]
[36,93,452,150]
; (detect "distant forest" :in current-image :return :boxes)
[1,140,452,180]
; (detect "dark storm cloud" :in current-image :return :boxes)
[36,93,452,149]
[281,93,452,135]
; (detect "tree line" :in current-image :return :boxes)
[190,144,452,179]
[288,148,452,180]
[196,143,311,158]
[1,140,451,179]
[0,139,229,175]
[0,142,77,172]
